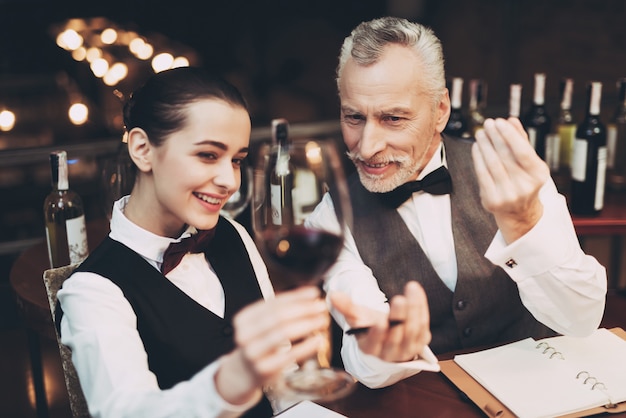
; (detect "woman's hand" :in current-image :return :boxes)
[215,286,329,405]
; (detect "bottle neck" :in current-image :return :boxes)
[450,77,463,109]
[469,79,483,111]
[50,151,69,191]
[588,82,603,117]
[560,78,573,111]
[533,73,546,106]
[509,84,522,118]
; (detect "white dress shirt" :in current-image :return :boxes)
[306,143,607,389]
[58,196,275,418]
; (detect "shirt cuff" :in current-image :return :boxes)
[485,182,578,281]
[198,357,264,415]
[342,334,440,388]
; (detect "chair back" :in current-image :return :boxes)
[43,264,91,418]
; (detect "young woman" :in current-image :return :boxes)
[56,67,329,417]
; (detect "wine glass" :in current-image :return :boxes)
[101,143,135,220]
[251,136,355,402]
[220,160,253,219]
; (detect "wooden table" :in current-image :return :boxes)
[320,362,484,417]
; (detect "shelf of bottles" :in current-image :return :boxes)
[443,75,626,217]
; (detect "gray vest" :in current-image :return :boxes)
[348,136,554,354]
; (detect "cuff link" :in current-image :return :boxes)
[505,258,518,268]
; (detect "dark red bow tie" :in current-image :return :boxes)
[378,166,452,208]
[161,229,215,275]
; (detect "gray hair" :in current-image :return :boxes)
[336,17,446,101]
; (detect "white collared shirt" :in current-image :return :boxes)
[57,196,274,418]
[306,142,607,389]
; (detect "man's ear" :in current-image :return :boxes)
[127,128,152,173]
[435,89,452,133]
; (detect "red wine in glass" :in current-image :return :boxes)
[262,226,343,288]
[252,122,355,401]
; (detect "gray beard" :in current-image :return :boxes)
[351,132,437,193]
[356,161,419,193]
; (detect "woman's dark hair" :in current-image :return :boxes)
[123,67,249,146]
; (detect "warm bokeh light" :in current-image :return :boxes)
[305,141,323,165]
[103,62,128,86]
[90,58,109,78]
[152,52,174,73]
[100,28,118,44]
[0,110,16,131]
[128,37,145,54]
[172,56,190,68]
[49,16,200,127]
[71,46,87,61]
[68,103,89,125]
[136,43,154,60]
[56,29,83,50]
[85,47,102,63]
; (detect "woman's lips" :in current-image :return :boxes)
[193,192,225,206]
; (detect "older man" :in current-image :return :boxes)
[314,16,607,389]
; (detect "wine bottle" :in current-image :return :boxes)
[556,78,576,171]
[444,77,468,138]
[269,118,294,226]
[508,84,523,118]
[44,150,89,268]
[523,73,551,161]
[468,79,487,135]
[570,82,607,216]
[606,78,626,190]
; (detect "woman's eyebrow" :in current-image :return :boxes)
[193,140,249,154]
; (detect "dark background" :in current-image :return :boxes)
[2,0,626,309]
[1,0,625,138]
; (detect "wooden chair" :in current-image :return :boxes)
[43,264,91,418]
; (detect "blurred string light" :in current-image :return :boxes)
[68,102,89,125]
[54,17,197,82]
[51,17,199,128]
[0,109,16,132]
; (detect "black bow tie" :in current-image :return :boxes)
[378,166,452,208]
[161,229,215,275]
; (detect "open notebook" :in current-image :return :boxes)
[441,328,626,418]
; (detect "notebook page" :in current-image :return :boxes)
[540,328,626,406]
[454,337,608,418]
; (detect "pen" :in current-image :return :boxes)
[345,320,404,336]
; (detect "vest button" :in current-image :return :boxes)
[222,325,234,336]
[463,327,472,337]
[455,300,466,310]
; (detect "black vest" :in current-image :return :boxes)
[60,217,273,417]
[348,136,554,354]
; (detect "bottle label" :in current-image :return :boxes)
[292,169,318,224]
[270,184,283,225]
[66,215,88,264]
[527,128,537,150]
[595,147,607,211]
[557,124,576,169]
[545,134,560,172]
[571,138,588,182]
[607,124,618,169]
